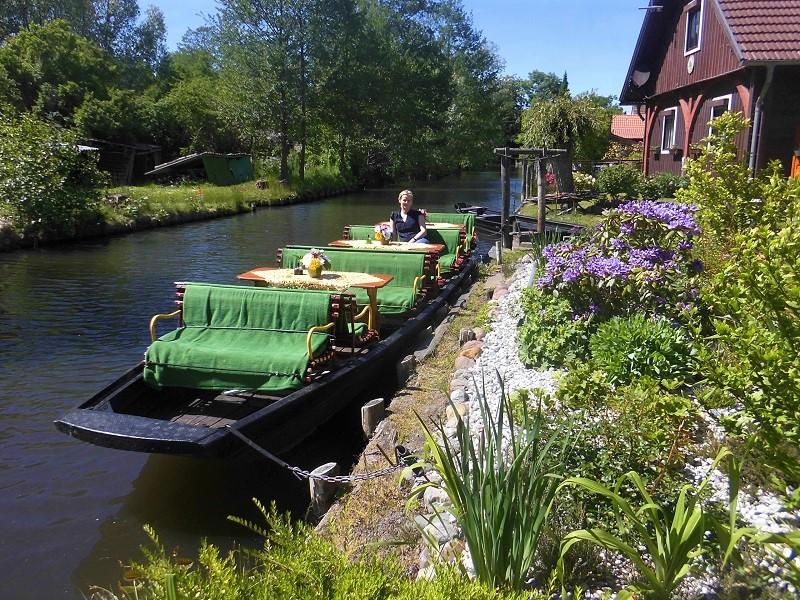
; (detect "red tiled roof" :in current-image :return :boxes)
[717,0,800,61]
[611,114,645,141]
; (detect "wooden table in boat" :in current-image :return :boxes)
[329,239,445,256]
[236,267,392,331]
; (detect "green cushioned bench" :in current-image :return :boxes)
[143,283,341,393]
[425,211,476,250]
[278,246,434,318]
[342,224,465,276]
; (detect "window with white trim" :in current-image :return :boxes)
[709,94,731,135]
[685,1,702,54]
[661,108,677,153]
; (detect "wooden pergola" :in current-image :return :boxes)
[493,147,566,249]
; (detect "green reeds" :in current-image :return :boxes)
[411,372,572,591]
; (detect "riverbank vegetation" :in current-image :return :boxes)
[506,112,799,595]
[1,1,628,244]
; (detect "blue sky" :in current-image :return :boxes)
[156,0,646,100]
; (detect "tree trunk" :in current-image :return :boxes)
[279,89,289,181]
[339,132,347,175]
[550,153,574,194]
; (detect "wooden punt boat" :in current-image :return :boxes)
[454,203,585,238]
[54,253,479,459]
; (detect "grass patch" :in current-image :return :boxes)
[322,262,497,569]
[517,201,604,228]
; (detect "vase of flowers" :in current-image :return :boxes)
[302,248,331,278]
[374,223,392,245]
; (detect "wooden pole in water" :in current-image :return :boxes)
[500,148,512,249]
[537,157,546,235]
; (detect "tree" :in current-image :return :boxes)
[0,20,115,120]
[520,69,567,108]
[217,0,309,180]
[0,109,107,237]
[518,94,610,192]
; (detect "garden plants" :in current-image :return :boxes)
[558,448,745,600]
[410,373,573,591]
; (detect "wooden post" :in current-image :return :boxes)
[500,148,512,249]
[361,398,385,440]
[537,157,545,235]
[396,354,415,385]
[309,462,339,517]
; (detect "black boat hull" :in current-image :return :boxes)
[55,256,479,458]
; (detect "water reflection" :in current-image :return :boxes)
[0,172,513,598]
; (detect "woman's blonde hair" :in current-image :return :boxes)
[398,189,414,200]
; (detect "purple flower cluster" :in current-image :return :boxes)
[616,200,701,236]
[535,201,704,319]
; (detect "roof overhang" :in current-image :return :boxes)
[620,1,671,105]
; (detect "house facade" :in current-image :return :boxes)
[620,0,800,177]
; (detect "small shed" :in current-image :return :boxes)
[145,152,253,185]
[81,139,162,185]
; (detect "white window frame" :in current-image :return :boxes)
[661,107,678,154]
[684,0,704,56]
[708,94,732,135]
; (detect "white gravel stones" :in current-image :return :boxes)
[461,257,558,433]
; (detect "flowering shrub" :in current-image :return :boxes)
[572,172,597,193]
[535,201,702,320]
[301,248,331,269]
[373,223,391,241]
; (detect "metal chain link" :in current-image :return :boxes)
[228,426,405,483]
[285,463,402,483]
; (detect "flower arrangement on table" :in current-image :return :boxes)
[302,248,331,278]
[374,224,392,244]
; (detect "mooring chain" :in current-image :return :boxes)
[228,426,412,483]
[284,463,403,483]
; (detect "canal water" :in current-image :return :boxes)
[0,172,515,598]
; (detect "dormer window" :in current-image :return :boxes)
[685,1,702,54]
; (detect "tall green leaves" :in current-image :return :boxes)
[558,448,748,600]
[411,374,572,590]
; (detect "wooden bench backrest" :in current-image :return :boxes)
[277,246,435,288]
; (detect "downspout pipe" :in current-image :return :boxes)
[749,64,775,174]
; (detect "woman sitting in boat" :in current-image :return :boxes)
[389,189,429,243]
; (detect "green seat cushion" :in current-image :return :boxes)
[281,246,428,289]
[351,286,417,316]
[438,253,458,274]
[347,225,384,241]
[143,283,335,392]
[144,327,331,392]
[182,283,331,331]
[426,212,475,248]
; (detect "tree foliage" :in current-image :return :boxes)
[1,0,518,186]
[0,109,107,236]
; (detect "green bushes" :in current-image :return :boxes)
[594,164,685,201]
[518,287,590,368]
[596,163,643,198]
[113,501,536,600]
[0,109,107,236]
[588,315,695,386]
